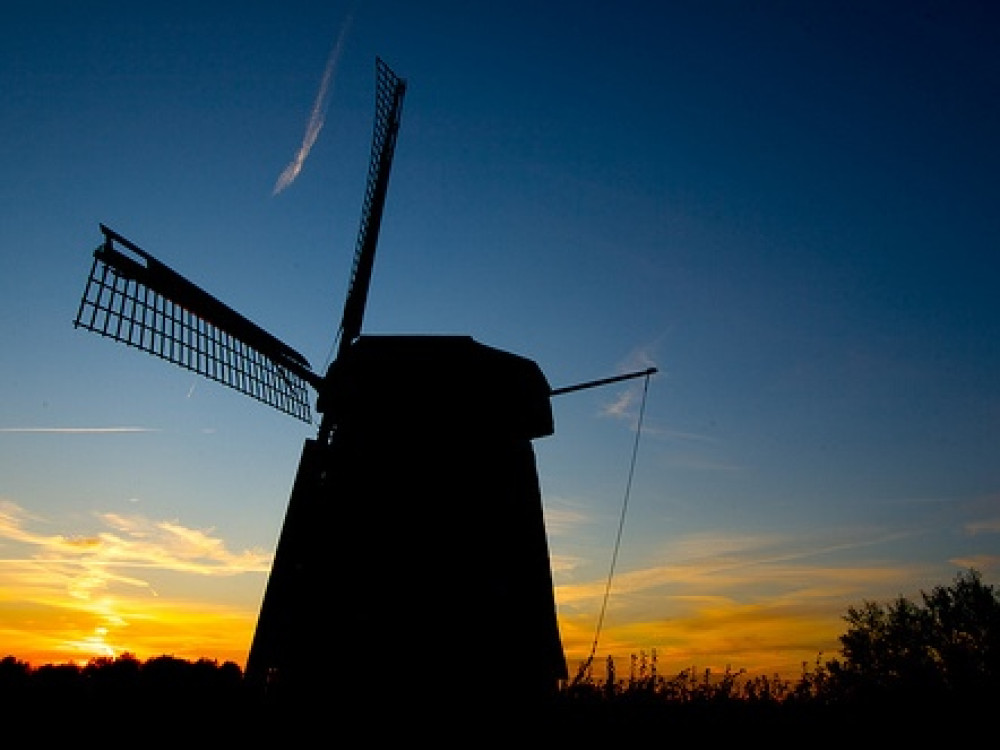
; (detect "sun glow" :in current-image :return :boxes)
[63,628,116,660]
[0,501,264,666]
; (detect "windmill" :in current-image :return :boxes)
[73,57,653,706]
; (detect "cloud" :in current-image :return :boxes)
[0,500,43,541]
[965,517,1000,535]
[620,342,660,374]
[602,389,636,419]
[542,497,595,578]
[543,496,593,537]
[949,553,1000,572]
[598,341,661,425]
[0,500,270,664]
[0,501,270,592]
[0,427,159,434]
[553,526,933,675]
[272,14,353,196]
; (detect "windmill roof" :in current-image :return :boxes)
[322,335,554,439]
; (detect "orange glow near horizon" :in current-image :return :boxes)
[1,570,845,679]
[556,603,844,681]
[2,596,842,679]
[0,498,922,677]
[0,500,264,667]
[0,588,257,667]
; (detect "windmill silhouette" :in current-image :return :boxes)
[73,57,653,708]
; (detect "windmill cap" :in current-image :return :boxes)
[321,335,554,438]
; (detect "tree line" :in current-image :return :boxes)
[1,568,996,737]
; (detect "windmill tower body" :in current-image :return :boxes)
[74,57,567,704]
[248,335,567,698]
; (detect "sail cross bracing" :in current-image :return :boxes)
[74,226,315,423]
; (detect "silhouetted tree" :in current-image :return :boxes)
[827,568,1000,706]
[921,568,1000,694]
[83,652,141,700]
[0,655,31,702]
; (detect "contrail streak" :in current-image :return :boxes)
[0,427,159,434]
[272,15,353,196]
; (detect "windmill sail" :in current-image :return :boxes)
[335,57,406,360]
[74,224,318,422]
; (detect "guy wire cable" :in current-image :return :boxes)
[572,369,653,685]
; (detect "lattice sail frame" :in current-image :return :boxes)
[74,226,317,422]
[335,56,406,360]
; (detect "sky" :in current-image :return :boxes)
[1,0,998,681]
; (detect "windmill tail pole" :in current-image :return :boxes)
[550,366,657,397]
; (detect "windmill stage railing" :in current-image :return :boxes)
[74,224,318,422]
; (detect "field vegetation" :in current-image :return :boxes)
[2,569,995,741]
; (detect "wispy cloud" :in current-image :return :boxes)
[544,497,595,577]
[561,528,921,605]
[0,501,270,582]
[950,553,1000,572]
[599,341,661,425]
[272,14,353,196]
[602,389,637,420]
[0,427,158,434]
[620,342,661,374]
[543,496,593,537]
[0,500,270,664]
[965,517,1000,535]
[553,526,934,675]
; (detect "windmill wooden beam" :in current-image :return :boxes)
[551,367,658,396]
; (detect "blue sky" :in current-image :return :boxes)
[1,0,998,676]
